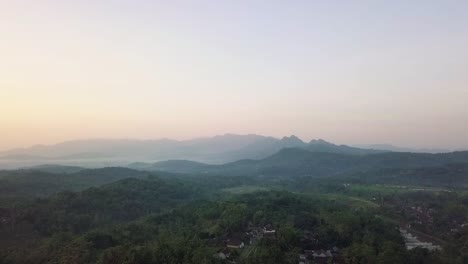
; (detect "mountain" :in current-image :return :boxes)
[0,134,385,168]
[138,148,468,183]
[128,160,207,172]
[307,139,383,155]
[136,148,365,176]
[345,162,468,187]
[22,164,85,174]
[354,144,452,153]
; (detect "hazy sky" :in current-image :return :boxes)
[1,0,467,151]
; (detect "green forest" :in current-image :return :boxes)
[1,162,467,264]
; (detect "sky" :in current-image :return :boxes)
[1,0,467,151]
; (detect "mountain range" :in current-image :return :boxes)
[129,148,468,184]
[0,134,384,169]
[353,144,452,153]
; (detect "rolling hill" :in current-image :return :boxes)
[0,167,150,201]
[135,148,468,185]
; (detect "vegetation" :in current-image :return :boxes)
[143,149,468,188]
[0,168,149,203]
[0,189,408,264]
[1,147,467,263]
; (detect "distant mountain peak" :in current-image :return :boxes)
[309,139,332,145]
[280,135,304,144]
[0,134,385,169]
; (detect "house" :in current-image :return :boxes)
[298,254,309,264]
[262,224,277,239]
[215,248,231,260]
[303,247,342,264]
[263,224,276,234]
[225,238,244,249]
[313,251,326,258]
[303,249,336,263]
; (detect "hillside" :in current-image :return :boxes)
[22,164,85,174]
[345,162,468,187]
[0,176,199,261]
[0,167,150,202]
[140,149,468,186]
[128,160,208,173]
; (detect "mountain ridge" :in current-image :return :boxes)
[131,148,468,182]
[0,134,385,168]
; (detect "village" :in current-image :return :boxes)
[296,229,344,264]
[396,202,467,242]
[212,223,344,264]
[399,228,441,251]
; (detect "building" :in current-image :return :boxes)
[225,238,245,249]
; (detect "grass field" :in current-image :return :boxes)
[222,185,380,208]
[347,184,453,194]
[310,193,379,208]
[341,184,458,201]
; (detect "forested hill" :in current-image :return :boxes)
[0,155,467,263]
[2,184,466,264]
[20,164,85,174]
[344,162,468,187]
[0,167,151,202]
[0,176,199,261]
[15,177,196,233]
[134,149,468,183]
